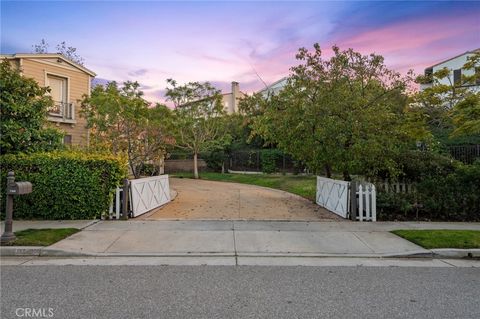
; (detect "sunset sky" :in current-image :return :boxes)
[1,0,479,103]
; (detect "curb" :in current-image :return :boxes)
[2,247,480,259]
[431,248,480,259]
[0,247,89,257]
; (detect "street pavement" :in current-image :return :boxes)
[1,265,479,319]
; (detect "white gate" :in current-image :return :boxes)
[316,177,377,221]
[130,175,171,217]
[357,183,376,222]
[316,176,350,218]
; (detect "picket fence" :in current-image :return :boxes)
[316,177,376,221]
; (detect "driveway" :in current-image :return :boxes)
[142,178,341,221]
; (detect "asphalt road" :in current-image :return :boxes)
[1,265,479,319]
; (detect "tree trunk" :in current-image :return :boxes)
[193,152,199,179]
[343,171,351,181]
[324,164,332,178]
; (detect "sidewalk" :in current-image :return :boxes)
[2,220,479,258]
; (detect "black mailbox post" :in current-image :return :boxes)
[1,172,33,244]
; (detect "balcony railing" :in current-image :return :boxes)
[48,101,75,122]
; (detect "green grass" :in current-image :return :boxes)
[172,172,317,201]
[1,228,80,246]
[391,229,480,249]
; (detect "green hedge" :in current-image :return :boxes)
[0,151,127,220]
[261,149,283,174]
[377,161,480,221]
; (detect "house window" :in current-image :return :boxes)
[46,75,68,117]
[453,69,462,86]
[63,135,72,145]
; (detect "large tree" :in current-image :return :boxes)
[250,44,425,180]
[165,79,230,178]
[0,60,63,154]
[81,81,174,178]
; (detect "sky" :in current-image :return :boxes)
[1,0,479,103]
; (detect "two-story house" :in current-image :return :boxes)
[421,48,480,91]
[1,53,96,146]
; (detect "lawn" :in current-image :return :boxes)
[1,228,80,246]
[391,229,480,249]
[172,172,317,201]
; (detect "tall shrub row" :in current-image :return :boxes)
[0,151,127,220]
[376,151,480,221]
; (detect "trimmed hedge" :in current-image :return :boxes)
[0,151,127,220]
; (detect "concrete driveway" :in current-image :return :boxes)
[142,178,340,221]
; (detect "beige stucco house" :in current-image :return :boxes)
[1,53,96,146]
[221,81,245,114]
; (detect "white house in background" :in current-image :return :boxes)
[421,48,480,91]
[222,81,246,114]
[257,77,288,98]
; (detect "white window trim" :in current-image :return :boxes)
[44,71,76,123]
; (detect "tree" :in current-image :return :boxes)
[249,44,424,180]
[81,81,174,178]
[0,60,63,154]
[32,39,85,65]
[414,52,480,142]
[165,79,230,179]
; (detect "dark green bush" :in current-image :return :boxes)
[0,151,127,220]
[377,161,480,221]
[203,151,225,172]
[136,163,159,176]
[260,149,283,174]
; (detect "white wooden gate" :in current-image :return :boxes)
[316,177,377,221]
[316,176,350,218]
[130,175,171,217]
[357,184,376,222]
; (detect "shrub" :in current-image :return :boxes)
[0,151,127,220]
[377,161,480,221]
[260,149,283,174]
[375,150,458,181]
[136,163,159,176]
[203,151,225,172]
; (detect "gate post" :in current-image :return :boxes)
[121,179,129,220]
[349,181,357,221]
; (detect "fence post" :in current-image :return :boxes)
[121,179,129,220]
[358,185,363,222]
[257,151,260,172]
[349,181,357,220]
[371,185,377,222]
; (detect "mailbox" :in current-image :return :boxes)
[7,181,33,195]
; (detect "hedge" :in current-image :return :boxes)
[0,151,127,220]
[377,161,480,221]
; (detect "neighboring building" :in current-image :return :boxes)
[1,53,96,146]
[221,81,245,114]
[257,77,288,98]
[421,48,480,91]
[177,81,246,114]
